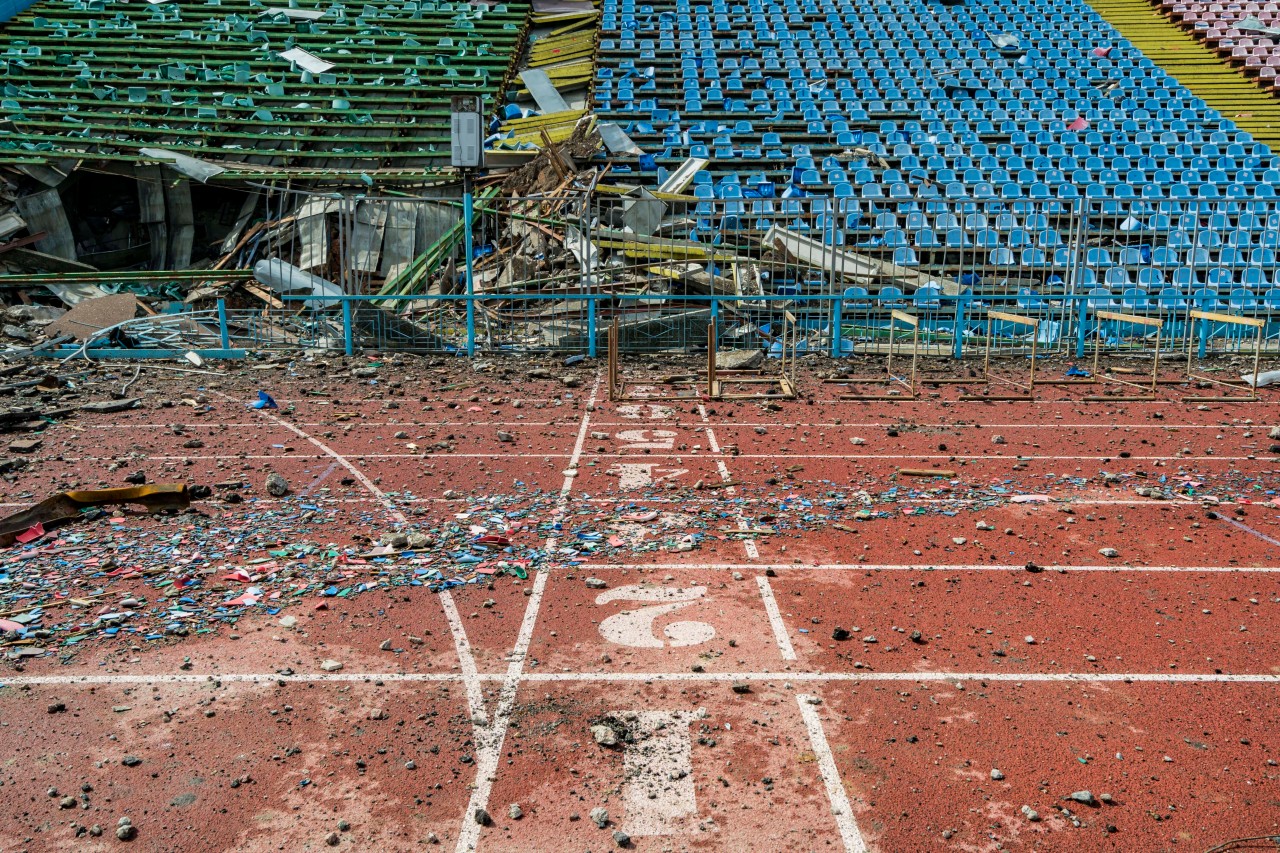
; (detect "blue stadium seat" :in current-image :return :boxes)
[591,0,1279,296]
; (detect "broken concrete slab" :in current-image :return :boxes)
[716,349,764,371]
[80,399,141,413]
[5,305,67,325]
[46,294,142,342]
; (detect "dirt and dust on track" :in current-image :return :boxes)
[0,350,1276,852]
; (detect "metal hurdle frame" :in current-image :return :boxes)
[607,318,710,402]
[1182,309,1265,403]
[824,309,920,400]
[1082,309,1168,402]
[959,310,1040,402]
[709,312,799,400]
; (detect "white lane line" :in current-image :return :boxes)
[5,670,1280,687]
[613,462,655,489]
[0,496,1207,510]
[52,453,574,460]
[0,496,1209,510]
[620,711,699,836]
[42,448,1259,461]
[454,370,601,853]
[299,460,341,497]
[590,422,1265,430]
[517,671,1280,684]
[0,673,461,686]
[642,454,1256,461]
[199,396,405,522]
[438,592,488,725]
[83,421,1264,431]
[803,397,1213,404]
[756,575,797,661]
[1169,492,1280,551]
[48,452,1264,462]
[573,562,1280,572]
[797,695,870,853]
[84,421,561,429]
[698,404,759,560]
[455,570,548,853]
[1219,516,1280,548]
[221,391,490,726]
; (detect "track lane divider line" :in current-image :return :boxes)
[454,369,602,853]
[218,391,490,726]
[757,575,797,661]
[797,694,870,853]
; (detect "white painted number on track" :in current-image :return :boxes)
[596,586,715,648]
[607,463,689,489]
[616,404,673,419]
[615,429,677,450]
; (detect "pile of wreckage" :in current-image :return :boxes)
[0,0,945,360]
[1,137,947,359]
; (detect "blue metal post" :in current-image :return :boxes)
[830,297,843,357]
[463,171,476,357]
[952,294,966,360]
[1075,297,1088,359]
[217,298,230,349]
[587,297,597,358]
[342,298,354,356]
[1197,313,1208,359]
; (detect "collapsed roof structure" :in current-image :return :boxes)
[1,0,1279,357]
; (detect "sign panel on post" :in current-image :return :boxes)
[450,94,484,169]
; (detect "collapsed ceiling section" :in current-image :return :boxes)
[0,0,528,178]
[0,0,918,356]
[0,0,541,323]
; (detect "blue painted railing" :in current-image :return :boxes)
[247,292,1278,359]
[31,291,1276,360]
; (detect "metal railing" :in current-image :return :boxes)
[210,291,1280,360]
[149,187,1280,361]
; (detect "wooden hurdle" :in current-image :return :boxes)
[709,311,798,400]
[1182,309,1264,403]
[824,309,920,400]
[960,310,1039,402]
[1081,309,1168,402]
[607,318,709,402]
